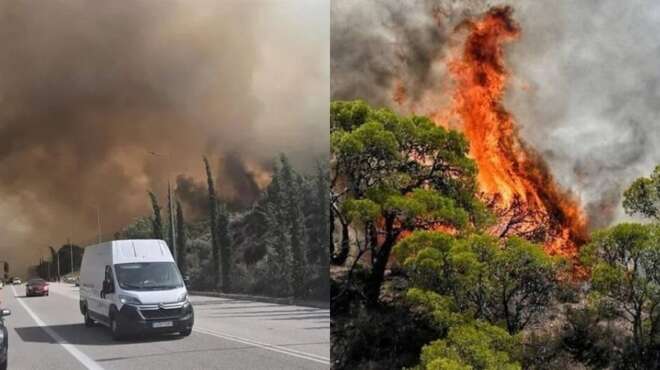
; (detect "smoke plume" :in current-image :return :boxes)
[332,0,660,230]
[0,0,329,276]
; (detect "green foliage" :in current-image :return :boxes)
[331,100,478,212]
[220,153,329,299]
[279,155,306,297]
[395,231,561,334]
[385,189,469,229]
[175,201,187,275]
[185,239,214,290]
[331,100,488,304]
[623,165,660,220]
[405,288,466,332]
[581,222,660,368]
[204,156,220,289]
[343,198,380,223]
[117,216,153,239]
[217,201,232,292]
[416,321,521,370]
[166,185,175,256]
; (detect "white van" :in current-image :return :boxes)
[79,239,193,340]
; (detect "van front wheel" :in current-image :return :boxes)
[84,309,94,327]
[110,317,123,341]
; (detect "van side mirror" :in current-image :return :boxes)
[183,276,190,286]
[101,279,115,297]
[1,309,11,317]
[106,279,115,293]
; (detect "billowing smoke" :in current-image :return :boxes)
[0,0,329,276]
[175,153,271,219]
[332,0,660,229]
[331,0,490,107]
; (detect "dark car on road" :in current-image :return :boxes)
[25,278,49,297]
[0,308,11,370]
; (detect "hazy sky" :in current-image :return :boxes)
[0,0,329,277]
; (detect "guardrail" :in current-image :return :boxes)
[188,290,329,309]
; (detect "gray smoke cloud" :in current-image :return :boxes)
[0,0,329,277]
[331,0,660,229]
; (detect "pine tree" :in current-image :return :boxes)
[203,157,220,289]
[217,201,232,292]
[175,200,187,275]
[148,191,164,240]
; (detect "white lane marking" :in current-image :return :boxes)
[50,284,330,365]
[11,285,103,370]
[193,327,330,365]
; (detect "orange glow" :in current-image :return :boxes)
[443,7,587,259]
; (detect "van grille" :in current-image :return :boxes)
[139,306,184,320]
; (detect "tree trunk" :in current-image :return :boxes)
[633,309,644,366]
[331,214,350,265]
[365,215,396,305]
[329,204,335,262]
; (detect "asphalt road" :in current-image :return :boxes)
[0,282,329,369]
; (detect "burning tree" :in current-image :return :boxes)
[331,100,488,304]
[390,6,588,261]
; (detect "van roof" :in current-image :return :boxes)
[85,239,173,264]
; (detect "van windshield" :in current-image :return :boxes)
[114,262,183,291]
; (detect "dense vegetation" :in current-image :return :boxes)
[133,154,329,300]
[330,100,660,370]
[38,154,329,301]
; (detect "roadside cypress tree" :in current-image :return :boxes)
[203,157,220,289]
[175,200,187,275]
[49,246,58,280]
[316,162,330,283]
[265,161,291,294]
[217,202,232,292]
[279,154,305,297]
[167,185,175,256]
[148,191,164,240]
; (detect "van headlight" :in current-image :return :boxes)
[177,292,190,307]
[119,295,142,305]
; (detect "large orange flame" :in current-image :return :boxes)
[445,7,587,259]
